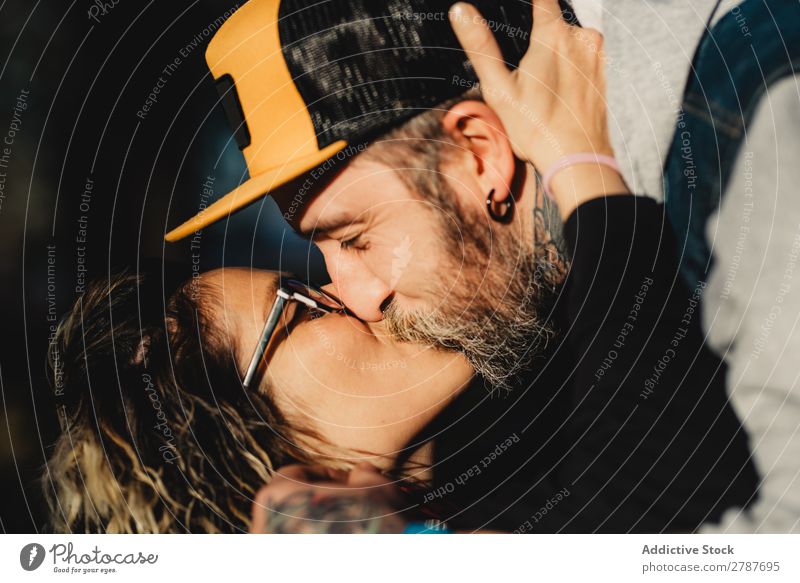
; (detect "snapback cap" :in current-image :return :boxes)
[165,0,534,242]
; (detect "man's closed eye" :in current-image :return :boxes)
[340,234,369,251]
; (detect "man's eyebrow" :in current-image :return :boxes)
[298,213,360,241]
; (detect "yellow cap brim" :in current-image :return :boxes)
[164,140,347,242]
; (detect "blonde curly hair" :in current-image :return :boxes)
[43,272,326,533]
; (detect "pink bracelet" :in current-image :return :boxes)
[541,153,621,201]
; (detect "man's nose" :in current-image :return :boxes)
[325,254,391,322]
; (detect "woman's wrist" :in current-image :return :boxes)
[547,162,630,221]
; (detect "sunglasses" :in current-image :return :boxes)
[242,278,346,389]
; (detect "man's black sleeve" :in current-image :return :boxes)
[529,195,757,533]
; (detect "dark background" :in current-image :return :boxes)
[0,0,325,532]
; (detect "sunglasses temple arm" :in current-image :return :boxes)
[242,295,288,388]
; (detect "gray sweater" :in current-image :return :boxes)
[572,0,800,533]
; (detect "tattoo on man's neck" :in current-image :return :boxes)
[259,491,405,534]
[534,186,569,285]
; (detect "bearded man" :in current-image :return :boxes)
[166,0,760,533]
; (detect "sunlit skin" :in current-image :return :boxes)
[271,91,627,324]
[201,268,474,468]
[295,161,454,321]
[271,101,538,323]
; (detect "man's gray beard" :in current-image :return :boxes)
[383,201,558,390]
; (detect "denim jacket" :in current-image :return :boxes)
[664,0,800,290]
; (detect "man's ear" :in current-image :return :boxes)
[440,100,516,205]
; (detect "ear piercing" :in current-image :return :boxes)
[486,188,515,223]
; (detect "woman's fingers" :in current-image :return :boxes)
[449,2,512,93]
[447,0,612,175]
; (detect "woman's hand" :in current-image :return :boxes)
[250,463,408,533]
[449,0,629,219]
